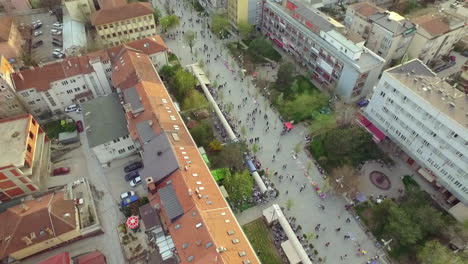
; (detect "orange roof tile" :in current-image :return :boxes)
[0,17,12,42]
[121,49,260,263]
[98,0,127,9]
[0,192,76,260]
[411,14,450,37]
[349,2,383,17]
[91,2,154,26]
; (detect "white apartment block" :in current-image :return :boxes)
[345,3,416,67]
[365,59,468,221]
[408,11,467,65]
[0,56,26,119]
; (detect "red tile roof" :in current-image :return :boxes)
[12,36,168,92]
[91,2,154,26]
[38,252,71,264]
[0,192,77,260]
[349,2,383,17]
[98,0,127,9]
[118,46,260,263]
[77,251,106,264]
[411,14,450,37]
[0,17,12,42]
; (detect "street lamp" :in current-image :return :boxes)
[381,238,393,251]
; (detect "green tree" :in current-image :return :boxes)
[238,21,253,39]
[20,51,38,67]
[280,91,328,122]
[248,38,282,62]
[418,240,466,264]
[274,62,296,97]
[211,13,229,35]
[160,15,180,31]
[384,206,423,246]
[189,119,214,147]
[183,30,197,53]
[173,69,197,101]
[309,114,337,136]
[209,139,223,152]
[182,91,208,110]
[223,170,254,203]
[210,142,248,171]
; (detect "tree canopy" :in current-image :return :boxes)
[173,69,198,102]
[247,38,282,63]
[189,119,214,147]
[210,142,248,171]
[160,15,180,31]
[223,170,253,203]
[183,30,197,53]
[280,91,328,122]
[418,240,467,264]
[211,14,229,35]
[182,91,208,111]
[238,22,253,39]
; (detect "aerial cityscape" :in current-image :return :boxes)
[0,0,466,263]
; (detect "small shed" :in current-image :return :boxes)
[58,131,79,144]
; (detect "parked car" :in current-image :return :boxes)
[124,170,139,181]
[434,61,456,73]
[53,38,61,43]
[461,51,468,57]
[53,22,62,27]
[65,104,79,112]
[121,194,139,207]
[120,191,136,200]
[75,120,83,132]
[33,31,42,37]
[54,48,62,53]
[52,51,65,59]
[51,29,62,35]
[53,167,70,176]
[124,161,143,173]
[32,40,43,48]
[32,21,42,29]
[129,176,142,187]
[52,41,62,47]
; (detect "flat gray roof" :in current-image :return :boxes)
[123,87,144,113]
[159,184,183,222]
[141,133,179,184]
[137,120,156,144]
[387,59,468,125]
[289,0,340,32]
[369,12,415,35]
[0,116,29,167]
[82,94,129,148]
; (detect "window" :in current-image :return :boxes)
[118,148,126,154]
[21,91,29,97]
[29,132,34,139]
[127,145,135,151]
[66,90,73,94]
[70,79,76,83]
[28,101,35,105]
[61,80,69,85]
[182,243,189,249]
[27,144,32,152]
[113,138,120,143]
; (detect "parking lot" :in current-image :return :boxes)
[17,11,63,64]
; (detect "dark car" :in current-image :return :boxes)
[53,167,70,176]
[124,170,139,181]
[32,40,43,48]
[124,161,143,173]
[75,120,83,133]
[462,51,468,57]
[52,41,62,47]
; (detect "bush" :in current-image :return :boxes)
[189,119,214,147]
[247,38,282,63]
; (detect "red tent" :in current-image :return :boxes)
[38,252,70,264]
[284,122,294,130]
[78,251,106,264]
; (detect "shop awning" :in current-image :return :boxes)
[281,240,301,264]
[418,168,435,183]
[356,114,385,142]
[273,38,284,48]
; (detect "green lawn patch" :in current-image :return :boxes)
[43,120,76,139]
[243,219,283,264]
[247,38,282,63]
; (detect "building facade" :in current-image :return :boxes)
[11,37,168,121]
[0,114,51,201]
[91,2,156,47]
[261,0,385,101]
[228,0,262,28]
[0,0,31,13]
[345,3,416,67]
[63,0,96,22]
[364,59,468,221]
[0,17,25,60]
[408,11,467,65]
[0,56,26,119]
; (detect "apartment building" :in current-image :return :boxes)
[82,94,136,165]
[0,0,31,13]
[345,2,416,67]
[91,2,156,47]
[408,11,467,65]
[261,0,385,101]
[63,0,96,22]
[0,114,50,202]
[11,36,168,121]
[109,42,260,263]
[364,59,468,221]
[228,0,262,28]
[0,56,26,119]
[0,16,24,60]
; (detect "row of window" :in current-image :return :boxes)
[101,25,155,39]
[98,15,153,30]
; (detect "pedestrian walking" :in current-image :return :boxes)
[325,242,330,247]
[346,218,351,223]
[285,190,288,195]
[336,228,341,232]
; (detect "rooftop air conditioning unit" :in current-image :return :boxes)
[216,247,227,253]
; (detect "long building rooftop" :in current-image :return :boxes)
[387,59,468,126]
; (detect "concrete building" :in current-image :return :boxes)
[63,15,87,57]
[82,94,136,165]
[198,0,226,11]
[111,41,260,263]
[91,2,156,47]
[63,0,96,22]
[0,179,101,262]
[0,17,24,61]
[0,56,26,119]
[261,0,385,101]
[11,36,168,121]
[408,11,467,65]
[0,114,50,202]
[228,0,262,28]
[364,59,468,221]
[0,0,31,13]
[345,2,416,67]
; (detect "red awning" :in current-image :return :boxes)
[285,122,294,129]
[39,252,70,264]
[356,114,385,142]
[78,251,106,264]
[273,38,284,48]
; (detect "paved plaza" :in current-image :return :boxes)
[155,1,388,263]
